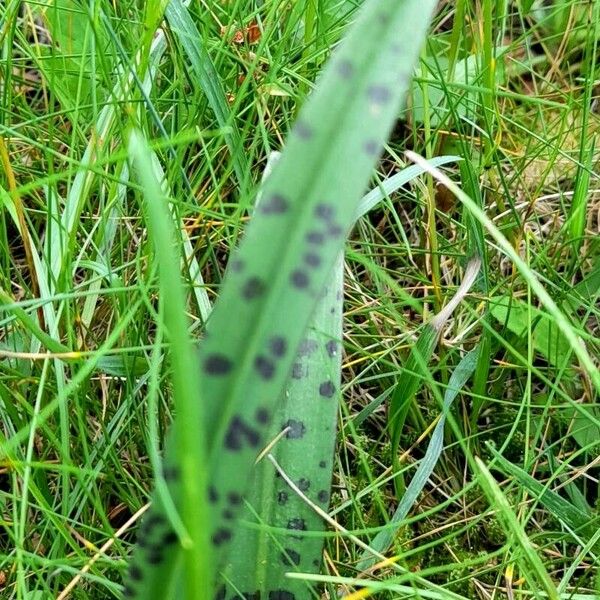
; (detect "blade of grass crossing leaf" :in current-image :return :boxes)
[125,0,438,597]
[127,130,212,598]
[475,457,560,600]
[224,259,343,598]
[355,156,461,218]
[358,345,481,571]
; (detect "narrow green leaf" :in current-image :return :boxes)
[164,0,248,188]
[128,129,212,598]
[389,258,481,478]
[487,445,596,540]
[358,345,481,571]
[222,157,460,596]
[125,0,438,597]
[355,155,461,219]
[475,457,560,600]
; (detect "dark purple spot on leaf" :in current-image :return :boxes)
[291,270,309,289]
[147,550,163,564]
[223,509,234,520]
[325,340,338,357]
[277,490,288,505]
[287,517,306,531]
[230,258,244,272]
[280,548,301,566]
[336,60,354,79]
[368,85,392,104]
[328,223,343,238]
[128,564,142,581]
[314,203,334,220]
[204,354,233,375]
[224,416,260,451]
[297,478,310,491]
[292,363,306,379]
[242,277,266,300]
[212,528,232,546]
[296,121,313,140]
[319,381,336,398]
[319,460,327,468]
[162,531,178,546]
[255,355,275,379]
[269,336,287,357]
[304,252,321,268]
[364,140,379,156]
[283,419,306,439]
[317,490,329,503]
[162,465,180,481]
[298,339,318,356]
[208,486,218,503]
[255,407,270,424]
[260,194,289,214]
[140,514,165,535]
[306,231,325,244]
[227,492,242,505]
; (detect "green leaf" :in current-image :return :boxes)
[489,295,572,369]
[128,129,212,598]
[222,157,461,597]
[223,260,343,598]
[125,0,439,597]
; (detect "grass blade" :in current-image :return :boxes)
[125,0,438,597]
[358,345,481,571]
[164,0,248,189]
[487,444,596,541]
[355,155,461,219]
[475,457,560,600]
[388,257,481,486]
[127,130,211,598]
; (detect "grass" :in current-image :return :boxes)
[0,0,599,598]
